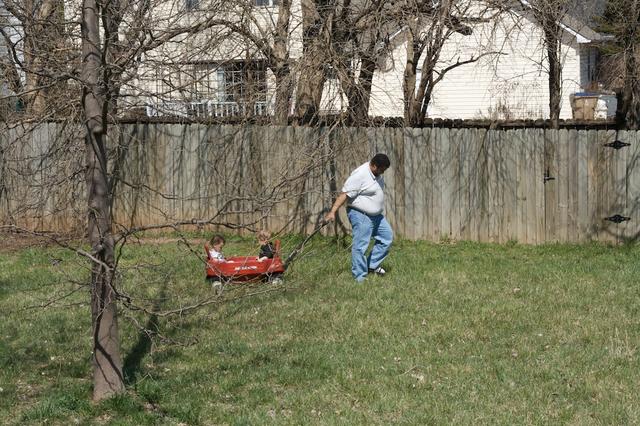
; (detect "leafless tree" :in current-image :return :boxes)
[0,0,356,400]
[324,0,398,125]
[175,0,297,124]
[523,0,605,127]
[0,0,76,117]
[596,0,640,129]
[291,0,331,123]
[399,0,506,127]
[525,0,575,128]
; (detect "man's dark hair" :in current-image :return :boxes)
[370,153,390,169]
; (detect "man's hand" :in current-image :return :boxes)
[326,193,348,223]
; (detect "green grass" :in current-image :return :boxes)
[2,236,640,425]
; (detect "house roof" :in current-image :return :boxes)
[517,0,612,43]
[383,0,613,46]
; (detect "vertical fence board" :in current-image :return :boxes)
[523,129,536,244]
[201,124,215,225]
[608,130,627,243]
[404,128,422,240]
[497,130,509,243]
[431,128,441,241]
[501,130,517,242]
[534,129,545,244]
[486,130,498,242]
[140,123,152,227]
[599,130,618,243]
[470,129,484,241]
[458,129,471,240]
[438,128,451,239]
[556,129,569,242]
[587,130,601,241]
[271,126,291,232]
[544,129,558,242]
[474,130,490,242]
[624,131,640,241]
[448,128,462,240]
[380,127,399,235]
[566,129,579,242]
[576,130,589,241]
[514,130,527,243]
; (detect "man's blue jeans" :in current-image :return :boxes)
[347,208,393,282]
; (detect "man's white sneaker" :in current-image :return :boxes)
[368,267,386,276]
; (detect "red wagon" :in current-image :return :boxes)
[205,240,285,292]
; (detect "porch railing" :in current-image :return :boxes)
[146,101,268,118]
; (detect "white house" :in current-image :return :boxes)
[131,0,613,121]
[1,0,612,121]
[131,0,306,119]
[367,2,613,120]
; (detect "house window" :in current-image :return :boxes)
[186,0,199,11]
[215,61,267,104]
[254,0,279,6]
[177,61,268,116]
[154,67,187,100]
[192,63,218,99]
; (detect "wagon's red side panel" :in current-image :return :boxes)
[206,256,285,281]
[204,241,285,282]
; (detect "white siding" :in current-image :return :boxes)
[54,0,597,120]
[370,11,586,120]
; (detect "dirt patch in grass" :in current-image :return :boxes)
[0,231,209,255]
[126,237,207,245]
[0,231,81,253]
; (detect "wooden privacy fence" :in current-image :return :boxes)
[1,123,639,244]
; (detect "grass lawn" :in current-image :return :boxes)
[1,236,640,425]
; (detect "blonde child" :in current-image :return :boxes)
[257,230,275,261]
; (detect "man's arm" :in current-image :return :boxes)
[325,192,349,222]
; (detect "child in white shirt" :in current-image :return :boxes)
[208,234,225,261]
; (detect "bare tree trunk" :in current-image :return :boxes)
[544,23,562,129]
[403,35,420,126]
[82,0,124,401]
[346,57,375,125]
[272,0,292,124]
[404,52,430,127]
[294,51,325,124]
[405,99,424,127]
[274,65,292,124]
[621,43,640,129]
[294,0,330,124]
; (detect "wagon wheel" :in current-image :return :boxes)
[211,280,224,295]
[268,273,284,285]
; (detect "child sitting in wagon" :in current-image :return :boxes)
[208,234,226,261]
[257,230,275,261]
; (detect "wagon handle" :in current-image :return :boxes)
[283,220,329,269]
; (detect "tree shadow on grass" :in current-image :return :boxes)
[122,283,166,385]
